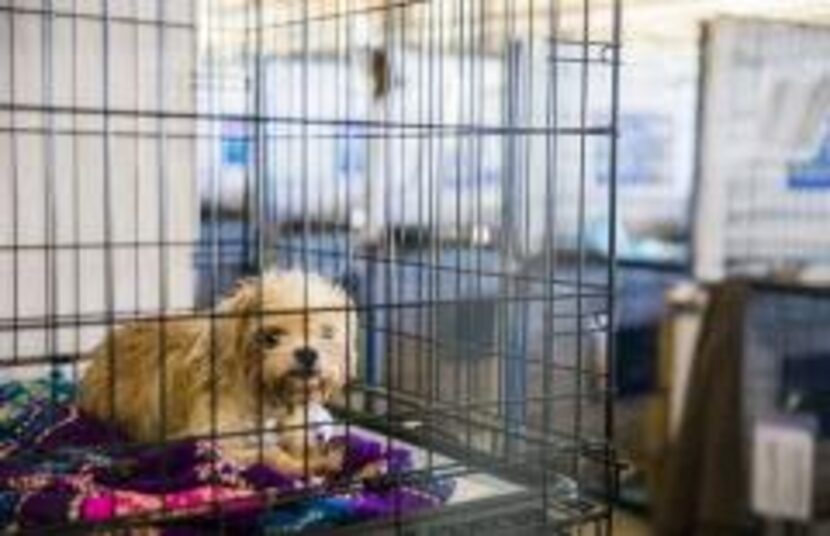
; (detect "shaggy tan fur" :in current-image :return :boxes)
[78,270,358,477]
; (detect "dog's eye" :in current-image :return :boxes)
[257,329,285,348]
[320,325,335,340]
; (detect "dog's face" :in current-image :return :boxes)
[218,271,358,408]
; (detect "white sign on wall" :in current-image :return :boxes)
[693,18,830,282]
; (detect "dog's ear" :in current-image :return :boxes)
[216,276,259,314]
[213,276,262,364]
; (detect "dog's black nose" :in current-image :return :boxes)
[294,347,319,371]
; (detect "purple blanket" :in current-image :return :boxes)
[0,374,454,533]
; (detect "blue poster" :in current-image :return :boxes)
[221,121,250,167]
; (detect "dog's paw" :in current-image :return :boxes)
[311,442,345,476]
[355,460,386,481]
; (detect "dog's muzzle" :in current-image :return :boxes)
[293,347,319,377]
[277,374,327,406]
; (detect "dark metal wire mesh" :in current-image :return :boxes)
[0,0,621,533]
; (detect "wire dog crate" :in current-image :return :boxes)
[0,0,621,533]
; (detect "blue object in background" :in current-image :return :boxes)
[335,125,367,175]
[222,121,251,167]
[781,353,830,437]
[788,124,830,190]
[596,113,671,186]
[615,325,658,398]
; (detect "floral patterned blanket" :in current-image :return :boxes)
[0,373,453,534]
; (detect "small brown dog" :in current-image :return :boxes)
[78,270,358,477]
